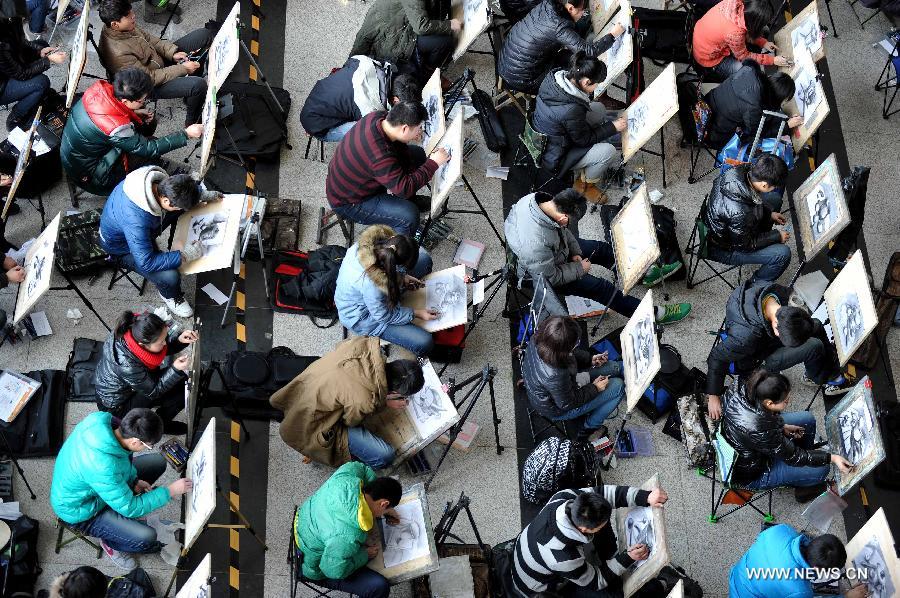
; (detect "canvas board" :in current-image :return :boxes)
[622,63,678,162]
[591,0,621,34]
[176,553,212,598]
[185,319,203,447]
[430,114,464,218]
[825,377,885,496]
[402,264,468,333]
[184,418,216,552]
[824,251,879,366]
[56,0,71,24]
[845,508,900,598]
[783,48,828,152]
[172,197,243,275]
[421,69,446,156]
[610,184,660,295]
[2,107,42,220]
[367,483,439,583]
[65,0,90,110]
[792,153,849,261]
[208,2,240,90]
[617,474,670,597]
[620,291,660,412]
[13,212,61,324]
[451,0,491,61]
[596,0,633,94]
[198,86,218,179]
[774,1,825,63]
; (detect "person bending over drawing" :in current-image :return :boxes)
[271,337,425,470]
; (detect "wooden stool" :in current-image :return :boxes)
[494,78,535,117]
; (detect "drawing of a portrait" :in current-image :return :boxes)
[845,509,900,598]
[597,5,633,93]
[610,185,660,294]
[794,64,820,125]
[791,14,822,58]
[617,474,669,597]
[853,538,896,598]
[824,251,878,366]
[208,3,240,89]
[175,553,212,598]
[786,50,829,151]
[405,265,468,333]
[199,87,218,178]
[835,292,864,355]
[367,484,438,583]
[622,63,678,162]
[429,114,463,218]
[421,69,445,155]
[837,394,874,465]
[188,213,229,255]
[451,0,492,61]
[620,291,660,412]
[825,376,885,495]
[14,212,61,324]
[774,2,825,62]
[66,0,90,109]
[794,154,849,260]
[625,507,655,568]
[184,418,217,551]
[382,505,426,568]
[173,198,243,275]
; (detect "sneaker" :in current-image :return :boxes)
[824,376,854,396]
[159,293,194,318]
[656,303,692,325]
[100,540,136,571]
[642,262,683,287]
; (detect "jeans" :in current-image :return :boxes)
[712,56,743,78]
[323,121,356,142]
[100,382,185,424]
[313,567,390,598]
[150,28,215,125]
[0,74,50,119]
[761,327,839,385]
[117,253,182,299]
[553,361,625,430]
[348,426,395,469]
[556,238,641,317]
[745,411,830,490]
[414,34,455,77]
[70,454,167,553]
[706,242,792,282]
[379,246,434,356]
[26,0,49,33]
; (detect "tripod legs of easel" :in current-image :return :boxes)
[0,429,36,500]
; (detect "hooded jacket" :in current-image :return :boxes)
[349,0,450,64]
[295,462,378,580]
[720,378,830,484]
[705,61,786,149]
[702,164,781,252]
[692,0,773,68]
[99,166,183,273]
[98,24,186,86]
[533,69,618,174]
[498,0,615,94]
[334,224,415,337]
[522,344,596,418]
[270,337,389,467]
[50,411,171,524]
[504,192,585,287]
[730,524,817,598]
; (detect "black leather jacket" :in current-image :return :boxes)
[522,343,595,418]
[0,21,50,96]
[94,329,187,414]
[720,379,830,485]
[702,165,780,252]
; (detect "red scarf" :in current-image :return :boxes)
[124,330,168,369]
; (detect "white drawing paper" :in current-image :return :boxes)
[430,114,464,218]
[65,0,90,110]
[382,499,429,568]
[14,212,61,324]
[173,198,243,275]
[620,291,660,412]
[199,86,218,178]
[624,507,656,568]
[622,63,678,162]
[451,0,491,61]
[823,251,879,366]
[418,264,468,332]
[618,474,670,597]
[793,50,823,127]
[791,11,822,59]
[176,553,212,598]
[186,212,228,255]
[421,69,446,156]
[847,509,899,598]
[0,371,41,423]
[407,361,455,440]
[208,2,241,90]
[597,4,633,93]
[184,418,216,552]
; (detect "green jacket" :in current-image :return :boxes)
[295,462,377,580]
[350,0,451,64]
[49,411,170,524]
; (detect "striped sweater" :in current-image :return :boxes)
[325,110,438,208]
[511,485,651,597]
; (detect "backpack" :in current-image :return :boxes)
[632,7,694,65]
[675,71,710,145]
[299,245,346,304]
[0,515,41,597]
[55,209,108,274]
[65,337,105,402]
[0,370,66,457]
[215,82,292,162]
[521,437,599,504]
[106,568,156,598]
[272,249,342,326]
[216,347,316,421]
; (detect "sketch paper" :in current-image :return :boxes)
[0,371,41,423]
[846,508,900,598]
[13,212,61,324]
[172,197,243,275]
[784,49,829,152]
[622,63,678,163]
[597,2,633,94]
[793,153,849,261]
[199,87,218,178]
[176,553,212,598]
[774,2,825,63]
[610,184,660,294]
[2,107,43,220]
[617,474,669,597]
[421,69,446,156]
[592,0,621,35]
[824,251,879,366]
[367,483,439,583]
[430,114,464,218]
[184,418,216,552]
[403,264,468,333]
[825,377,885,496]
[666,580,684,598]
[208,2,240,90]
[620,291,660,412]
[65,0,90,110]
[451,0,491,61]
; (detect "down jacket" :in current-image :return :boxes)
[705,61,786,149]
[522,344,596,418]
[350,0,450,64]
[729,524,817,598]
[0,23,50,97]
[98,24,187,86]
[720,379,830,485]
[498,0,615,94]
[702,164,780,252]
[691,0,773,68]
[533,69,618,174]
[50,411,171,524]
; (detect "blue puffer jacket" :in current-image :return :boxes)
[99,166,182,273]
[729,524,816,598]
[50,411,170,524]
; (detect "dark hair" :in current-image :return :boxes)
[768,72,796,104]
[552,0,587,20]
[113,67,153,101]
[802,534,847,569]
[99,0,132,26]
[58,566,108,598]
[115,311,167,343]
[363,477,403,506]
[391,74,422,104]
[385,359,425,396]
[533,315,580,368]
[746,369,791,408]
[567,51,607,85]
[0,17,31,62]
[748,154,788,188]
[552,188,584,217]
[120,408,164,444]
[385,101,428,127]
[775,305,816,347]
[569,492,613,529]
[367,234,419,307]
[742,0,774,39]
[158,174,201,211]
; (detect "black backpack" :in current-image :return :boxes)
[633,7,694,65]
[0,370,66,457]
[271,248,342,326]
[215,82,292,162]
[65,338,105,402]
[107,568,156,598]
[0,515,41,597]
[521,437,600,504]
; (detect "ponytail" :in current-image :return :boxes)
[367,235,419,307]
[746,369,791,408]
[114,310,167,343]
[567,51,607,85]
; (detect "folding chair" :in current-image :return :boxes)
[288,506,334,598]
[494,77,535,117]
[706,433,776,523]
[107,255,148,295]
[525,406,571,444]
[513,116,562,193]
[683,195,743,290]
[315,204,354,246]
[303,133,326,162]
[55,518,103,559]
[876,31,900,119]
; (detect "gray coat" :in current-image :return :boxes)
[504,192,585,287]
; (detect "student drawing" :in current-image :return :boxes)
[618,474,670,598]
[429,114,463,217]
[409,386,447,424]
[190,450,208,515]
[187,213,229,255]
[597,6,633,92]
[846,509,900,598]
[621,63,677,162]
[624,507,655,569]
[835,292,864,355]
[620,291,660,412]
[853,538,896,598]
[629,314,655,388]
[199,87,218,178]
[405,265,468,332]
[452,0,491,61]
[173,198,243,275]
[805,180,837,241]
[184,418,216,551]
[626,102,649,147]
[610,185,659,295]
[65,0,90,109]
[14,212,61,324]
[792,52,823,127]
[791,14,822,58]
[208,2,240,89]
[824,251,878,366]
[402,360,458,442]
[176,553,212,598]
[838,396,874,465]
[825,376,885,496]
[794,154,848,259]
[381,499,429,568]
[421,69,445,155]
[774,1,824,62]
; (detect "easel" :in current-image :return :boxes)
[221,193,268,327]
[433,492,489,556]
[0,422,38,501]
[235,21,291,147]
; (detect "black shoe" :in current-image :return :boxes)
[163,420,188,435]
[411,194,431,213]
[576,424,608,443]
[5,111,23,132]
[794,483,827,504]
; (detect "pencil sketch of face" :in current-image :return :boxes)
[191,451,207,513]
[792,19,821,53]
[806,181,837,240]
[464,0,485,24]
[625,508,655,553]
[853,538,895,598]
[628,102,649,144]
[384,518,422,558]
[435,145,453,192]
[25,253,46,297]
[794,70,818,120]
[423,95,439,143]
[839,396,873,465]
[409,386,446,422]
[188,214,229,254]
[630,315,654,384]
[836,292,864,352]
[428,276,465,316]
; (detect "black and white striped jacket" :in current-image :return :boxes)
[511,485,651,597]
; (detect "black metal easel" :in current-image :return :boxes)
[0,428,37,500]
[433,492,489,554]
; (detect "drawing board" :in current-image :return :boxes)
[176,553,212,598]
[65,0,90,110]
[367,483,439,583]
[792,153,849,261]
[596,2,633,94]
[198,86,218,178]
[430,113,464,218]
[824,251,879,366]
[184,418,216,552]
[825,377,884,496]
[783,48,829,152]
[421,69,446,156]
[667,580,684,598]
[622,63,678,162]
[774,1,825,63]
[620,291,660,412]
[617,474,670,597]
[208,2,241,90]
[13,212,61,324]
[592,0,621,34]
[610,184,660,295]
[2,107,42,220]
[403,264,468,333]
[845,508,900,598]
[451,0,492,61]
[172,197,243,275]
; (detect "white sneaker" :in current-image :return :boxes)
[100,539,136,571]
[159,292,194,318]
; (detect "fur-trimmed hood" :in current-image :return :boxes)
[355,224,396,294]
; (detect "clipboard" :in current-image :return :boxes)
[0,371,41,423]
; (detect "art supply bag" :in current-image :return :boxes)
[663,372,715,470]
[55,209,108,274]
[0,369,66,457]
[0,515,41,597]
[271,249,342,326]
[215,82,291,162]
[217,347,315,421]
[632,7,694,65]
[521,437,599,504]
[65,337,105,402]
[717,133,796,173]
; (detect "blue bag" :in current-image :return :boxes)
[717,133,796,174]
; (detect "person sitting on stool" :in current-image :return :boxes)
[98,0,214,126]
[49,408,193,571]
[271,337,424,470]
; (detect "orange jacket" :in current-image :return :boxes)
[692,0,774,67]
